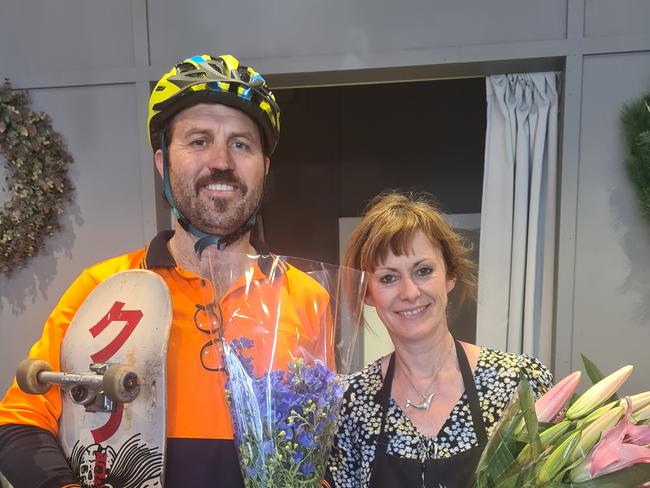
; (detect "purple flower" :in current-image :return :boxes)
[300,462,316,476]
[297,431,315,449]
[224,336,347,486]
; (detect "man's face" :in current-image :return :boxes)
[155,103,269,235]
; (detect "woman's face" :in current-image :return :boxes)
[365,231,456,344]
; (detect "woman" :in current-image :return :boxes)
[325,191,553,488]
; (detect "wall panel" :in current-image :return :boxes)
[0,0,135,80]
[148,0,567,71]
[572,52,650,395]
[0,84,147,394]
[585,1,650,38]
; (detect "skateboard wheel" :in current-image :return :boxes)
[103,365,140,403]
[16,359,53,395]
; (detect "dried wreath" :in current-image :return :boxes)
[0,79,73,275]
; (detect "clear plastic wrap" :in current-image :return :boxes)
[198,249,367,487]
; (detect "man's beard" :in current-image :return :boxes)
[171,168,263,236]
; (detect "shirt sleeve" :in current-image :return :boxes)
[325,376,366,488]
[518,354,554,397]
[0,271,101,487]
[0,423,78,488]
[0,270,100,435]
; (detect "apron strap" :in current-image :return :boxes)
[375,353,396,448]
[454,340,488,447]
[375,341,489,449]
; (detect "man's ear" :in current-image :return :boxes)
[154,149,164,178]
[264,156,270,175]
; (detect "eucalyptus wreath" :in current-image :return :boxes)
[0,79,74,275]
[621,91,650,224]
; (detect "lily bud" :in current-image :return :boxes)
[570,397,650,482]
[577,401,617,428]
[536,430,582,483]
[620,391,650,413]
[571,405,625,463]
[633,403,650,424]
[566,365,633,420]
[516,420,572,466]
[535,371,582,423]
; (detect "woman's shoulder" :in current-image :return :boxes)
[344,357,385,392]
[337,358,386,422]
[475,346,554,395]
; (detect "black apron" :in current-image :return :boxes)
[368,340,488,488]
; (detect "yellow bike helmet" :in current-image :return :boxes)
[148,54,280,155]
[149,54,279,255]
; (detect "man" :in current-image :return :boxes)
[0,54,329,487]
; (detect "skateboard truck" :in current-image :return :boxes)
[16,359,140,413]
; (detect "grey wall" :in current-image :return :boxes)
[554,2,650,395]
[1,0,650,397]
[557,51,650,395]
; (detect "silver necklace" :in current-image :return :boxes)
[401,340,454,411]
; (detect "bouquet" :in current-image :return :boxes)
[474,355,650,487]
[198,249,366,487]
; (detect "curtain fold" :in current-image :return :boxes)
[476,73,558,365]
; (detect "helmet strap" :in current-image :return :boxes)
[160,132,266,256]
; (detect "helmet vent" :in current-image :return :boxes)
[207,61,226,74]
[176,62,195,73]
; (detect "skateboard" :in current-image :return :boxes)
[16,269,172,488]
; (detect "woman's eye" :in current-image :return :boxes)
[379,274,397,284]
[416,266,433,277]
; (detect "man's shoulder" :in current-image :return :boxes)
[81,246,147,282]
[283,264,329,299]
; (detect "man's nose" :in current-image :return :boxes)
[207,140,234,170]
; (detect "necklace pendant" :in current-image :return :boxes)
[405,393,434,410]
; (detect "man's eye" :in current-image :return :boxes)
[233,141,249,150]
[190,139,207,147]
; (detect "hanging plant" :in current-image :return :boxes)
[0,79,74,276]
[621,92,650,223]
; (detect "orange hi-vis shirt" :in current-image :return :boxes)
[0,231,332,485]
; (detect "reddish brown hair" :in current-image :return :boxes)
[344,190,477,315]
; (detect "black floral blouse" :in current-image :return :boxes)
[326,347,553,487]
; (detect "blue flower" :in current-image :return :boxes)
[224,336,347,485]
[300,462,316,476]
[297,431,315,449]
[261,440,275,455]
[292,451,304,464]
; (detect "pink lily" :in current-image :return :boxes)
[626,422,650,445]
[535,371,582,422]
[570,398,650,481]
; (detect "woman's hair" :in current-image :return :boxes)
[344,190,477,315]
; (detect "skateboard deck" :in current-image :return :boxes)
[57,269,172,487]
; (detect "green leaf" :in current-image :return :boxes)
[475,388,528,485]
[562,462,650,487]
[579,354,619,403]
[519,371,542,459]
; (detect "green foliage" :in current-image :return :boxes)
[621,93,650,222]
[580,354,618,403]
[0,79,74,275]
